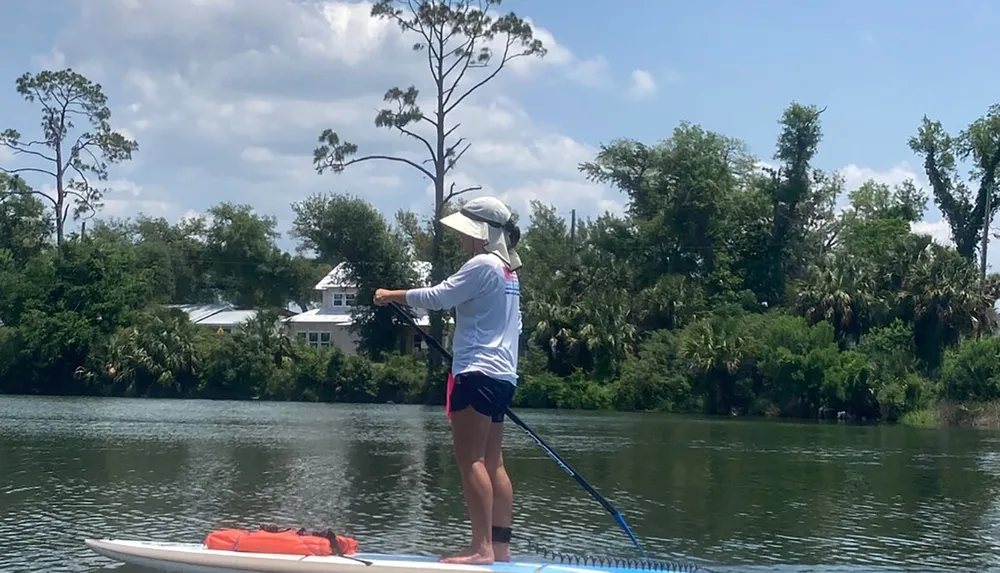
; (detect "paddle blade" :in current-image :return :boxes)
[445,371,455,419]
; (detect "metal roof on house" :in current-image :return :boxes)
[168,303,233,323]
[195,310,259,327]
[167,304,272,327]
[314,260,433,291]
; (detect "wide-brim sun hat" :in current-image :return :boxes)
[440,196,522,271]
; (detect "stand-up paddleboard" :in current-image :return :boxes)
[85,539,698,573]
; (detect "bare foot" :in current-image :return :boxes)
[494,545,511,562]
[440,546,476,559]
[440,548,494,565]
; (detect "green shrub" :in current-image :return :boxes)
[939,336,1000,402]
[373,353,425,403]
[556,370,612,410]
[512,370,612,410]
[268,344,328,401]
[899,408,937,428]
[513,372,562,408]
[874,373,932,422]
[611,330,691,412]
[749,314,841,417]
[333,354,379,403]
[819,350,874,418]
[198,334,274,400]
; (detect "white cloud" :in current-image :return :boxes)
[178,209,203,224]
[105,178,144,197]
[103,198,177,218]
[756,159,955,248]
[469,134,595,176]
[27,0,619,241]
[831,161,929,216]
[911,219,952,246]
[837,162,923,191]
[627,69,657,100]
[565,56,612,89]
[500,178,625,221]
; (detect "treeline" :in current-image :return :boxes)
[4,60,1000,425]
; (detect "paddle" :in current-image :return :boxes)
[388,302,649,558]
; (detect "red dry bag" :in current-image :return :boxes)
[204,526,358,556]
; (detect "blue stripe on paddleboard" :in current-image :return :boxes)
[353,553,685,573]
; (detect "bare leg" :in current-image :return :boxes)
[485,421,512,562]
[440,406,494,565]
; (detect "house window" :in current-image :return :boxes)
[413,332,422,351]
[333,293,344,306]
[301,331,333,349]
[345,293,356,307]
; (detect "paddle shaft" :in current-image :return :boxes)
[388,302,648,558]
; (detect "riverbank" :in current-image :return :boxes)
[901,401,1000,428]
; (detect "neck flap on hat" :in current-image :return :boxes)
[460,207,521,272]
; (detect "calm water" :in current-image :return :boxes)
[2,396,1000,573]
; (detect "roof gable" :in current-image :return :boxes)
[314,260,433,290]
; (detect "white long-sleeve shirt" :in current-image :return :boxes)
[405,254,521,385]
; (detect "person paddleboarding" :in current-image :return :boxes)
[374,196,522,565]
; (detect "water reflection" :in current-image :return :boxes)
[1,397,1000,572]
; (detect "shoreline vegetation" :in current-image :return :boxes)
[902,401,1000,429]
[4,378,1000,430]
[4,10,1000,431]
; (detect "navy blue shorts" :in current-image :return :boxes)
[449,371,515,423]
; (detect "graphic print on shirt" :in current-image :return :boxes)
[503,266,520,298]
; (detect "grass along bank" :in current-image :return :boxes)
[902,401,1000,428]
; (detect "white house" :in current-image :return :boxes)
[284,260,447,354]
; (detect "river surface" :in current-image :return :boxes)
[2,396,1000,573]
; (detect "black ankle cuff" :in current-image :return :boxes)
[491,526,512,543]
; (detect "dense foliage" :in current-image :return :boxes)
[3,60,1000,425]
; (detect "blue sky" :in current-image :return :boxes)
[0,0,997,264]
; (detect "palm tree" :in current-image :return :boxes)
[899,244,1000,368]
[75,306,201,396]
[677,315,751,414]
[794,253,881,346]
[234,309,295,366]
[526,254,638,380]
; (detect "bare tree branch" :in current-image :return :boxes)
[0,176,58,208]
[67,162,91,194]
[443,123,462,139]
[441,35,480,104]
[1,141,56,163]
[397,126,437,164]
[445,35,515,115]
[342,154,435,181]
[399,0,441,85]
[441,181,482,212]
[445,140,472,174]
[76,140,105,177]
[0,166,58,179]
